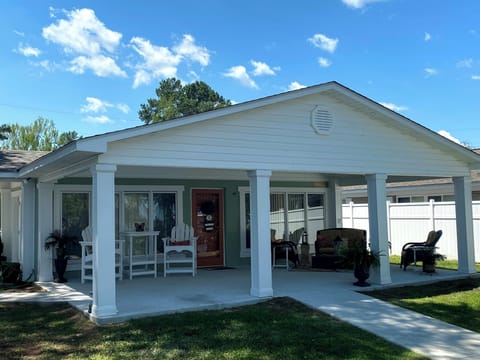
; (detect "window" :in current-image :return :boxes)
[61,192,89,257]
[239,187,326,257]
[55,185,183,258]
[427,195,442,202]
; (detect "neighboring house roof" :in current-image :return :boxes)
[4,81,480,182]
[0,150,49,178]
[343,150,480,193]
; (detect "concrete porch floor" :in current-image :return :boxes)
[38,264,474,323]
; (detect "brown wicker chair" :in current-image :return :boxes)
[400,230,442,270]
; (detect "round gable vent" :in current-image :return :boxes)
[311,105,334,135]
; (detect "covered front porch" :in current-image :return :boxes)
[3,82,478,323]
[35,264,474,324]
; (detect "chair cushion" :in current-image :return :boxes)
[170,240,190,246]
[316,236,335,254]
[424,230,437,246]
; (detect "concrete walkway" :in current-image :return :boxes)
[276,279,480,359]
[1,267,480,359]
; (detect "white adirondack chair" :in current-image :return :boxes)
[80,226,124,283]
[162,223,197,276]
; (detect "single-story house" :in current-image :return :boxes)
[1,81,479,322]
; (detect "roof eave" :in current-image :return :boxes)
[17,141,105,178]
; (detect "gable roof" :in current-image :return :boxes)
[14,81,480,179]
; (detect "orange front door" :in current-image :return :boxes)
[192,189,224,267]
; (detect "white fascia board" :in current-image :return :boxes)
[18,141,102,178]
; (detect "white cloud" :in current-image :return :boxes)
[342,0,381,9]
[308,34,338,53]
[82,115,113,124]
[437,130,461,144]
[42,8,125,78]
[42,8,122,55]
[424,67,438,77]
[250,60,279,76]
[472,75,480,80]
[187,70,200,81]
[116,103,130,114]
[13,30,25,37]
[17,43,42,57]
[30,59,58,72]
[288,81,306,91]
[69,55,126,77]
[81,97,130,114]
[224,65,258,89]
[130,36,181,88]
[172,34,210,66]
[424,32,431,41]
[81,97,111,113]
[318,57,332,67]
[457,58,473,68]
[380,102,408,112]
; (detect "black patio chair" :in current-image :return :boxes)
[400,230,442,271]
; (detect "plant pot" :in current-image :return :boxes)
[54,258,68,283]
[0,262,22,284]
[353,265,371,287]
[422,261,436,273]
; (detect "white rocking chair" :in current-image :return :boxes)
[80,226,124,283]
[162,223,197,276]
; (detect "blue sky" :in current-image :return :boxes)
[1,0,480,147]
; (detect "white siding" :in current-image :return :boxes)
[100,94,469,177]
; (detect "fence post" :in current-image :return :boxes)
[429,199,435,230]
[387,200,391,253]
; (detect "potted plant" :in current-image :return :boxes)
[339,239,382,287]
[422,250,445,273]
[45,230,78,283]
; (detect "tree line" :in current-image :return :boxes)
[1,78,230,151]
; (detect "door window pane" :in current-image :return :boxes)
[123,193,149,255]
[245,193,251,249]
[153,193,176,252]
[307,193,325,245]
[288,193,305,244]
[62,193,89,257]
[270,193,285,241]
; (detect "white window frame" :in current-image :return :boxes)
[54,184,184,234]
[238,186,327,258]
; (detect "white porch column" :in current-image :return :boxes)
[366,174,391,285]
[327,177,343,228]
[247,169,273,298]
[20,179,36,281]
[0,189,13,260]
[453,176,476,273]
[90,163,118,318]
[37,183,54,281]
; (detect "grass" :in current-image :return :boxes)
[367,278,480,333]
[0,298,426,360]
[389,255,480,272]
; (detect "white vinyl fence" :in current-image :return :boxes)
[342,200,480,261]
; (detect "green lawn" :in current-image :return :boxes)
[367,278,480,333]
[0,298,426,360]
[389,255,480,272]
